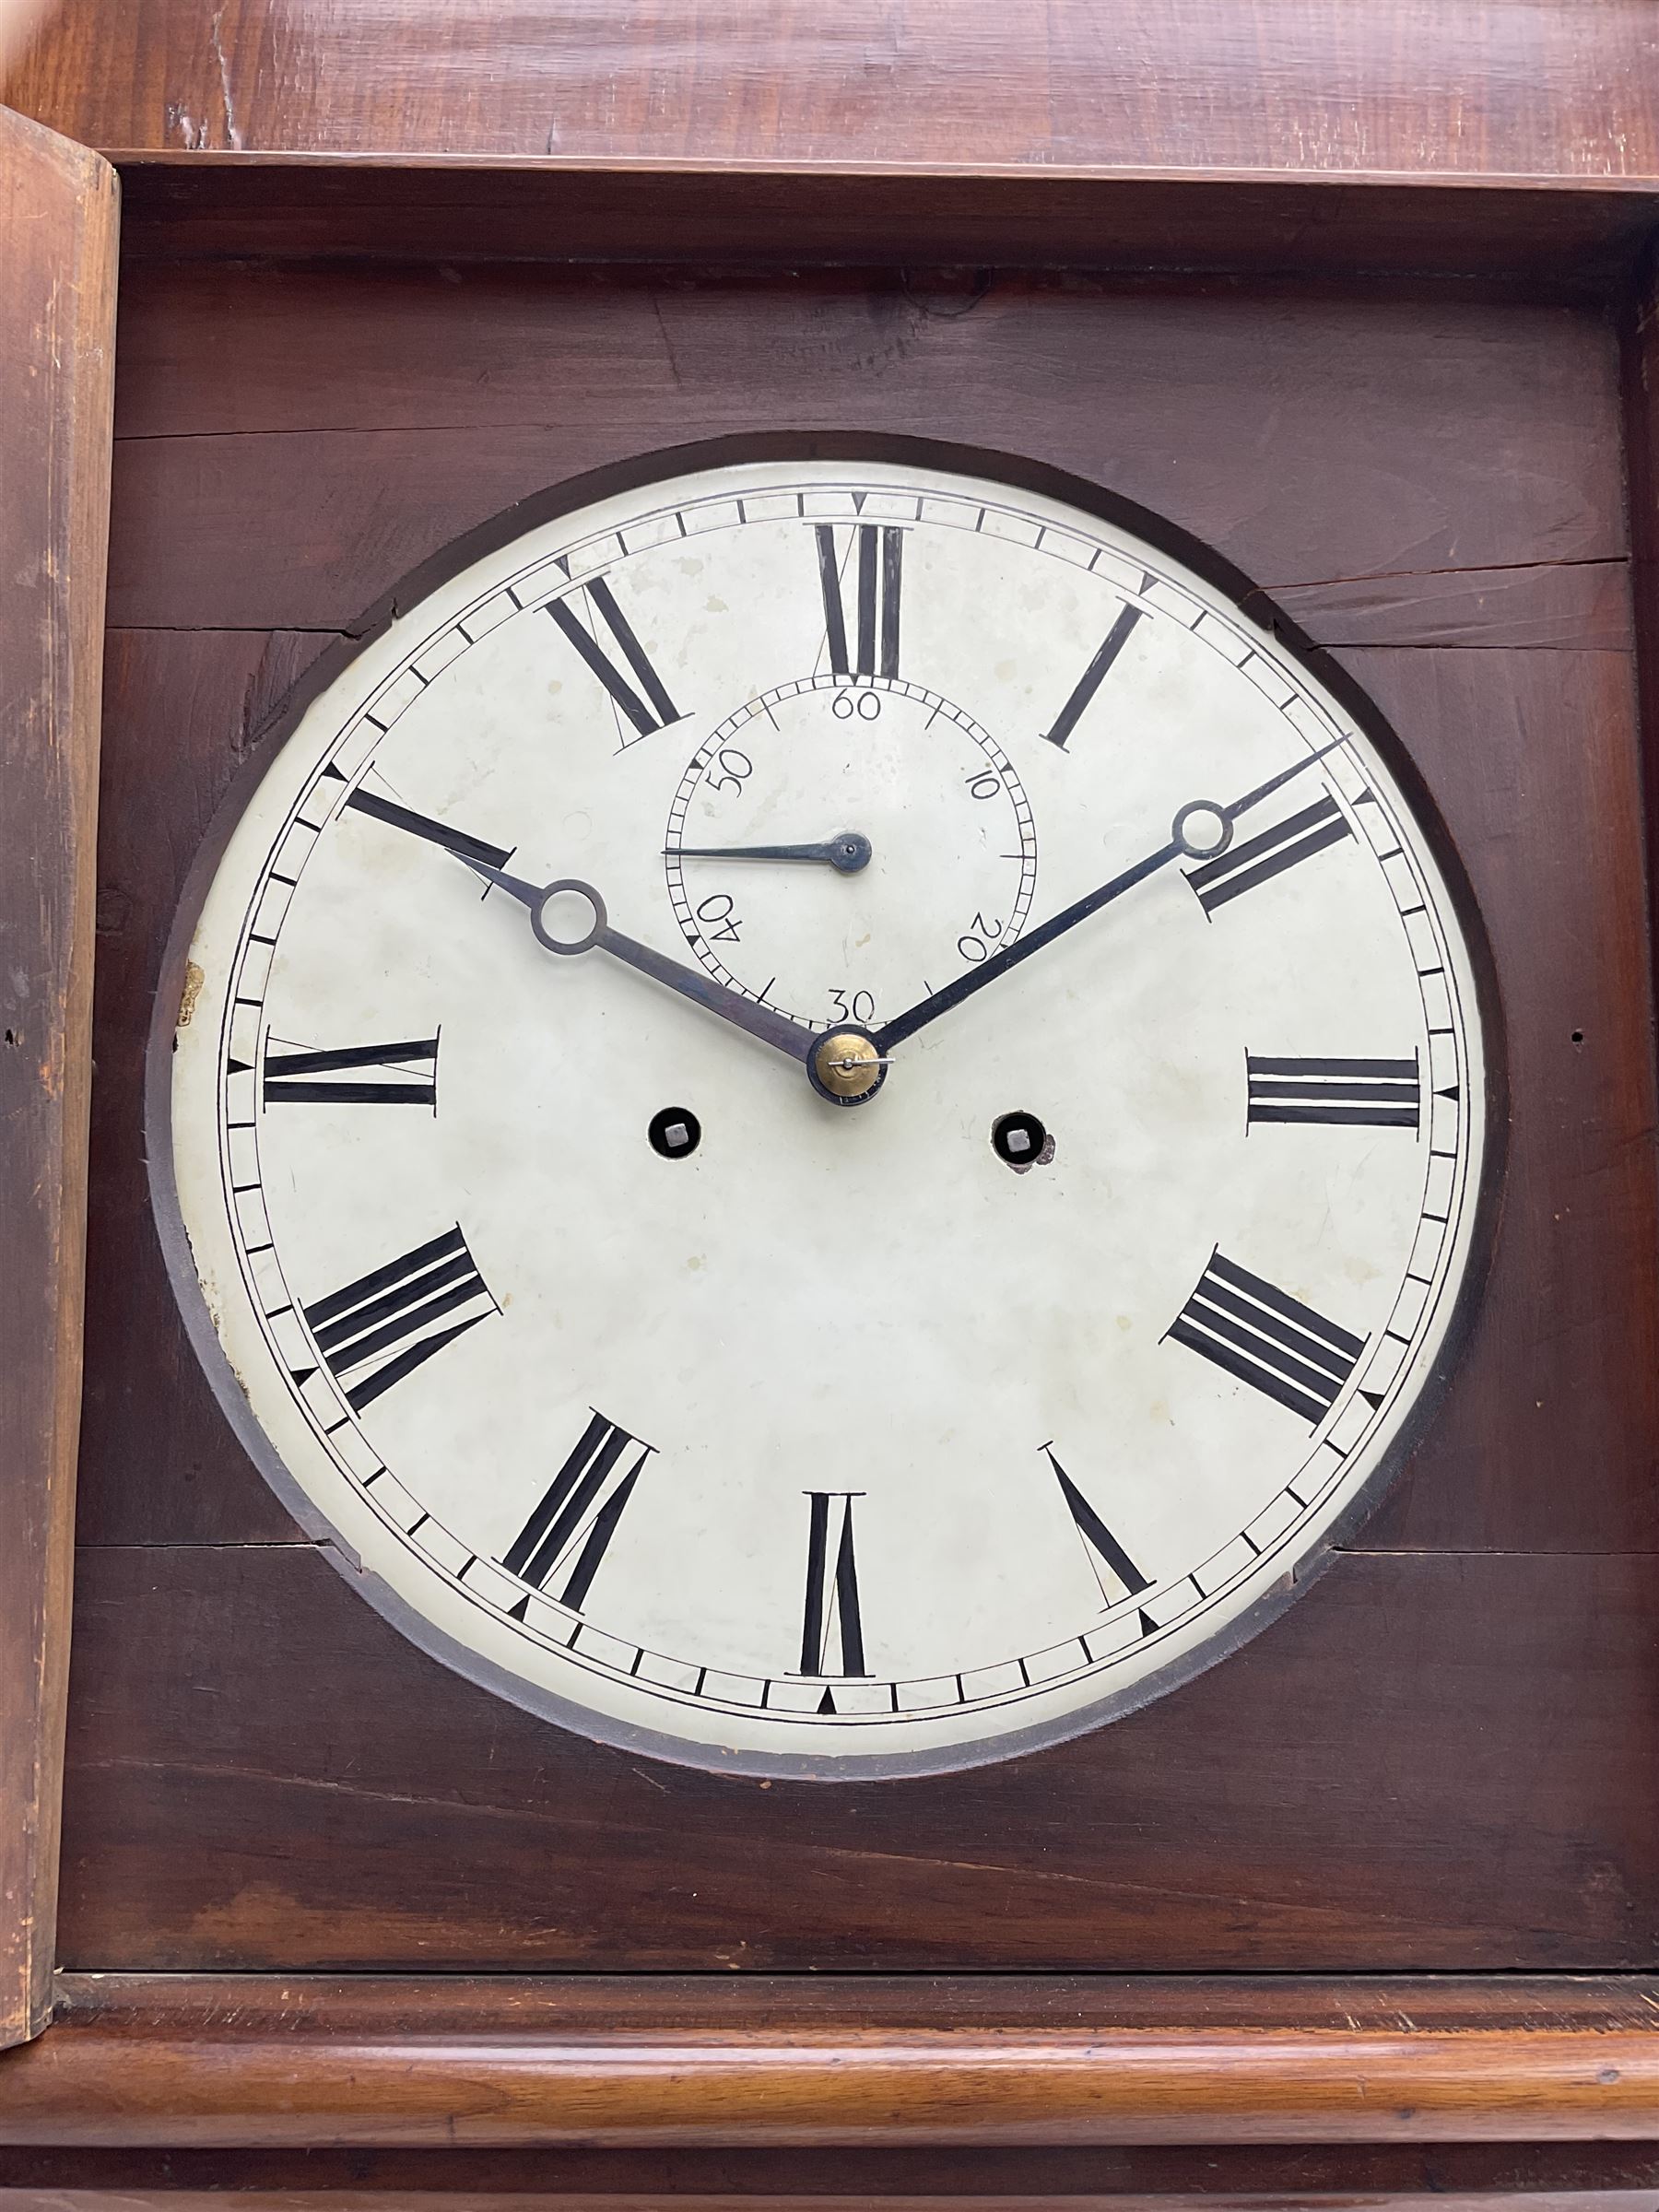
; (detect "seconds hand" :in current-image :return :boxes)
[668,832,873,873]
[874,741,1347,1053]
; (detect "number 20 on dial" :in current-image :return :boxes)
[159,445,1488,1776]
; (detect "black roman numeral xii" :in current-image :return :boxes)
[815,523,902,680]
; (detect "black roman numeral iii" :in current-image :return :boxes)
[815,523,902,680]
[300,1226,495,1412]
[1186,793,1352,914]
[1043,1446,1150,1603]
[1168,1250,1364,1426]
[262,1035,439,1108]
[547,576,681,738]
[1247,1053,1420,1130]
[799,1491,867,1689]
[500,1410,653,1612]
[1041,602,1145,749]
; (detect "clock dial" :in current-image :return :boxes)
[159,451,1488,1777]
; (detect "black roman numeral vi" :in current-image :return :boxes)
[547,576,682,738]
[815,523,902,680]
[262,1035,439,1108]
[1186,794,1352,914]
[799,1491,866,1692]
[1247,1053,1420,1130]
[300,1226,495,1412]
[500,1409,653,1612]
[1168,1250,1364,1426]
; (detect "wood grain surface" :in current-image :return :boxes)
[54,1544,1659,1971]
[3,1974,1659,2148]
[103,163,1659,290]
[61,247,1659,1976]
[6,0,1659,182]
[0,108,119,2049]
[10,2142,1659,2211]
[1622,245,1659,1016]
[102,269,1628,630]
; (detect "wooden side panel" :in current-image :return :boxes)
[6,0,1659,178]
[0,109,118,2049]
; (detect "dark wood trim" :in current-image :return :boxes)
[0,107,119,2053]
[0,1977,1654,2147]
[100,160,1659,288]
[7,2144,1659,2210]
[1620,240,1659,997]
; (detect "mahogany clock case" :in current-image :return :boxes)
[69,237,1659,1973]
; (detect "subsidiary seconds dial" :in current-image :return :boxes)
[159,445,1489,1779]
[664,674,1038,1034]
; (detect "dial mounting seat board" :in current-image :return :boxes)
[53,253,1659,1975]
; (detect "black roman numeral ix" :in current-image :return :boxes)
[1043,1446,1150,1604]
[1041,603,1145,750]
[1169,1250,1364,1426]
[501,1409,653,1613]
[1247,1053,1420,1130]
[344,786,512,870]
[815,523,902,680]
[799,1491,866,1694]
[1186,794,1352,914]
[547,576,681,737]
[300,1226,495,1412]
[263,1035,439,1108]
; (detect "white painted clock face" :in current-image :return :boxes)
[161,452,1487,1777]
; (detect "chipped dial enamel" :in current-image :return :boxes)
[165,456,1485,1776]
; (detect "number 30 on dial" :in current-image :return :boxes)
[158,443,1490,1777]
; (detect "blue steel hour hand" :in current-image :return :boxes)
[458,857,813,1065]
